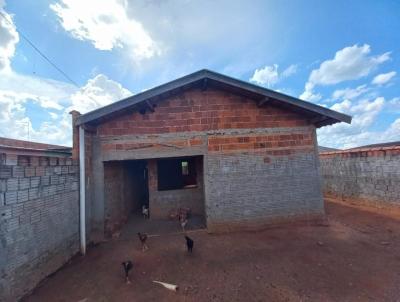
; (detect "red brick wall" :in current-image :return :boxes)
[207,133,314,153]
[97,88,309,136]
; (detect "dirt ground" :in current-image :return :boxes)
[23,200,400,302]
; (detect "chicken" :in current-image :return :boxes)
[180,216,188,232]
[137,232,149,251]
[122,261,133,284]
[185,236,194,253]
[142,205,149,219]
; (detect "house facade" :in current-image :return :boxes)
[73,70,351,242]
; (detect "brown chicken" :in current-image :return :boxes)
[137,232,148,251]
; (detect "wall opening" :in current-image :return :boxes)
[148,156,206,223]
[157,157,197,191]
[103,159,149,237]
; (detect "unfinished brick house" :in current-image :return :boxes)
[72,69,351,242]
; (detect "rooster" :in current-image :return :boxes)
[122,261,133,284]
[185,236,194,253]
[137,232,148,251]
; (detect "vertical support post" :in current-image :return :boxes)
[79,126,86,255]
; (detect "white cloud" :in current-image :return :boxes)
[49,112,58,119]
[250,64,297,87]
[69,74,132,114]
[371,71,396,86]
[250,64,279,87]
[0,1,19,72]
[331,85,369,101]
[0,72,131,146]
[281,64,297,78]
[300,44,390,102]
[317,96,388,148]
[299,82,321,102]
[309,44,390,86]
[50,0,159,60]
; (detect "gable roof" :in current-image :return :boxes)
[76,69,352,128]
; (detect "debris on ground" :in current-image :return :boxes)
[153,281,179,292]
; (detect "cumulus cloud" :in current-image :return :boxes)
[69,73,132,114]
[317,96,390,148]
[371,71,396,86]
[250,64,297,87]
[0,73,131,145]
[0,1,19,72]
[300,44,390,101]
[50,0,159,60]
[331,85,370,101]
[299,82,322,102]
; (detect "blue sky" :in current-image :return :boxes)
[0,0,399,147]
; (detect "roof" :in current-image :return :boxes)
[76,69,352,128]
[347,141,400,150]
[318,146,340,153]
[0,137,71,156]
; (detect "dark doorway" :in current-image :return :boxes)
[103,159,150,237]
[125,160,149,213]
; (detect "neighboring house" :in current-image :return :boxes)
[72,69,351,241]
[318,146,340,153]
[347,141,400,150]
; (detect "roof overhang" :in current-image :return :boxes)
[76,69,352,128]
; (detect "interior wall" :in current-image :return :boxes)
[148,156,205,219]
[103,160,147,237]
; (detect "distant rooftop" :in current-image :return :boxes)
[318,146,340,153]
[347,141,400,150]
[0,137,71,154]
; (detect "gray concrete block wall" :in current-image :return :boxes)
[0,152,79,302]
[320,149,400,208]
[205,151,324,231]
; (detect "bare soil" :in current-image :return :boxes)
[23,200,400,302]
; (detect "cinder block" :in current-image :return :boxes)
[30,156,39,166]
[40,157,49,166]
[25,167,35,177]
[0,166,12,178]
[5,191,17,205]
[49,157,58,166]
[50,175,59,185]
[19,178,30,190]
[30,177,40,188]
[17,190,29,203]
[29,188,39,200]
[6,154,18,165]
[35,166,45,176]
[12,166,25,178]
[41,176,50,186]
[6,178,18,191]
